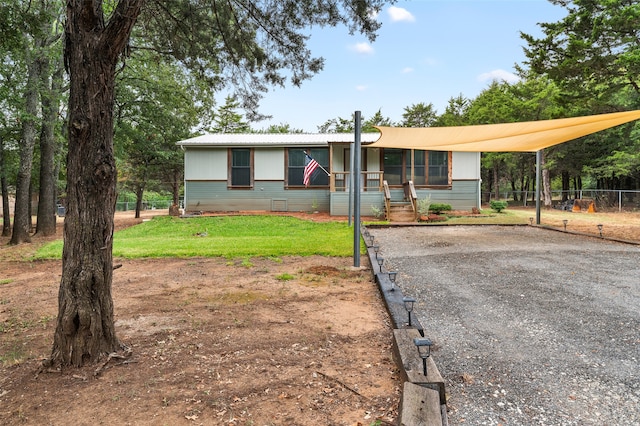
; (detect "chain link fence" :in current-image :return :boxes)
[484,189,640,212]
[115,200,176,212]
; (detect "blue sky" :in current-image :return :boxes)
[254,0,568,132]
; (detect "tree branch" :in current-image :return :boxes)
[101,0,144,63]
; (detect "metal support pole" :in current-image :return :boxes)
[619,190,622,212]
[353,111,362,267]
[536,150,541,225]
[348,141,354,226]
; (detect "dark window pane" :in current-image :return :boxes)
[413,150,426,185]
[288,148,328,186]
[428,151,448,185]
[232,149,250,167]
[232,168,251,186]
[383,149,402,185]
[231,149,251,186]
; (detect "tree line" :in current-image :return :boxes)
[3,1,640,243]
[0,0,639,367]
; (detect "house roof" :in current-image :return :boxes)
[371,110,640,152]
[177,133,382,147]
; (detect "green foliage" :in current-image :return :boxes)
[275,273,295,281]
[401,102,438,127]
[429,203,452,214]
[417,196,431,216]
[445,209,525,225]
[490,200,508,212]
[34,216,359,259]
[434,94,470,127]
[138,0,384,120]
[256,123,304,134]
[317,109,392,133]
[370,205,383,219]
[114,48,210,204]
[522,0,640,102]
[210,95,250,133]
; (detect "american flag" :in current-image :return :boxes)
[303,154,320,187]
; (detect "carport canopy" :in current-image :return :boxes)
[371,109,640,152]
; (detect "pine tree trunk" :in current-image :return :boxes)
[49,0,142,367]
[493,163,500,201]
[10,52,41,245]
[172,170,181,206]
[135,184,144,219]
[36,56,63,237]
[0,136,11,237]
[561,171,570,202]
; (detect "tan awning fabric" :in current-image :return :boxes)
[371,110,640,152]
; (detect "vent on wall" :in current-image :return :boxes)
[271,199,287,212]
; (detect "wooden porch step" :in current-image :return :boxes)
[387,203,416,222]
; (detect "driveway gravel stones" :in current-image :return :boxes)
[371,225,640,426]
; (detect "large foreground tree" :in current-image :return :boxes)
[49,0,389,368]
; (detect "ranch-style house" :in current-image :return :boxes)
[176,133,481,219]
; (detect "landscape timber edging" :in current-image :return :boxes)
[364,231,448,426]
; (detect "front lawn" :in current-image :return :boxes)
[34,215,361,259]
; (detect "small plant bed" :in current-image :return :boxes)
[429,203,452,215]
[446,209,494,218]
[419,213,448,223]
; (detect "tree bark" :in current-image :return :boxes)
[135,184,144,219]
[0,136,10,237]
[561,171,570,202]
[36,56,63,237]
[172,169,181,206]
[49,0,142,367]
[10,51,42,245]
[541,150,552,207]
[493,163,500,201]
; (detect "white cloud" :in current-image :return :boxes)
[355,85,368,92]
[388,6,415,23]
[477,69,520,84]
[402,67,414,74]
[350,42,375,55]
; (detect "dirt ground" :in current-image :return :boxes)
[0,208,638,426]
[0,212,399,426]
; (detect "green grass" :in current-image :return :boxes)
[275,273,295,281]
[34,215,362,259]
[445,209,529,225]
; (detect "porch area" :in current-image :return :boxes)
[329,171,419,222]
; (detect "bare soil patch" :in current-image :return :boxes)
[1,208,637,425]
[0,212,399,426]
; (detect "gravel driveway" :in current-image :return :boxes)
[371,225,640,426]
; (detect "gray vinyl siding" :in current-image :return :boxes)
[416,180,480,211]
[330,192,384,216]
[185,180,330,213]
[186,179,479,214]
[329,180,480,215]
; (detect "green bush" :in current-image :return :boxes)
[429,203,452,214]
[490,200,508,212]
[417,196,431,216]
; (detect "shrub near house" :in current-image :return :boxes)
[429,203,452,214]
[490,200,508,212]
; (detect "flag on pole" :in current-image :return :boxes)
[303,153,320,187]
